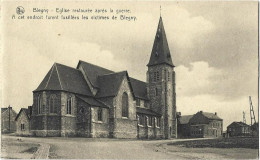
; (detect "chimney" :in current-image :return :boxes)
[8,105,12,109]
[215,112,217,115]
[200,111,203,113]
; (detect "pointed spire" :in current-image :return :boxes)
[147,16,174,67]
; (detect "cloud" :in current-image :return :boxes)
[175,61,222,97]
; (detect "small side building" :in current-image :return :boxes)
[227,121,251,137]
[1,106,17,133]
[189,111,223,138]
[177,115,193,138]
[15,106,32,135]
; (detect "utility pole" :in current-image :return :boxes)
[243,111,246,124]
[249,96,256,126]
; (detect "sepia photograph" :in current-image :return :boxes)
[1,1,259,159]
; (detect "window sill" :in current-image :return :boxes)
[122,117,128,119]
[65,114,75,117]
[138,124,144,127]
[95,121,103,124]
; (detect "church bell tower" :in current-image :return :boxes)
[147,16,177,139]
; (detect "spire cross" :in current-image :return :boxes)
[160,5,161,17]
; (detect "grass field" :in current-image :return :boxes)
[168,137,259,149]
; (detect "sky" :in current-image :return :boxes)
[2,1,258,129]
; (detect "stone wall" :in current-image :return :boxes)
[113,76,137,138]
[91,107,109,138]
[16,111,30,135]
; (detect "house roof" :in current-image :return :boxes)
[129,78,148,100]
[201,112,222,120]
[179,115,193,124]
[147,17,174,67]
[77,60,114,88]
[15,108,31,120]
[136,107,161,117]
[227,121,250,128]
[34,63,92,96]
[77,96,109,108]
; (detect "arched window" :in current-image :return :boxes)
[155,88,158,96]
[98,108,102,121]
[67,96,72,114]
[122,92,128,118]
[37,95,41,114]
[49,95,57,113]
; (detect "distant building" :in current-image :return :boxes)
[1,106,17,133]
[227,121,251,137]
[177,115,193,138]
[178,111,223,138]
[15,106,32,135]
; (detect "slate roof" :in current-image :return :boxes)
[34,63,92,96]
[179,115,193,124]
[77,60,114,88]
[147,17,174,67]
[136,107,161,116]
[1,108,8,113]
[201,112,222,120]
[129,78,148,100]
[77,96,109,108]
[227,122,250,128]
[15,108,31,120]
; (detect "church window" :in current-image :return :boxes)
[144,101,149,108]
[98,108,102,121]
[153,72,156,82]
[139,115,145,125]
[155,88,158,96]
[156,117,160,127]
[168,71,170,81]
[67,96,72,114]
[136,99,140,106]
[49,95,57,114]
[156,71,160,81]
[122,92,129,118]
[37,95,41,114]
[148,116,152,126]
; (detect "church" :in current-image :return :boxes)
[30,16,177,139]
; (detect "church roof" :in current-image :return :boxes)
[96,71,135,98]
[136,107,161,116]
[77,60,114,88]
[77,96,109,108]
[34,63,92,96]
[147,17,174,67]
[129,78,148,100]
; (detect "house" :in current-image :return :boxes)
[15,106,32,135]
[177,111,223,138]
[189,111,223,138]
[30,16,178,139]
[227,122,251,137]
[177,115,193,138]
[1,106,17,133]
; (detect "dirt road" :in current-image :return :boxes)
[1,135,258,159]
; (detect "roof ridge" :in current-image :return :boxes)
[99,70,127,77]
[55,63,64,90]
[44,64,55,89]
[78,60,114,72]
[55,62,80,70]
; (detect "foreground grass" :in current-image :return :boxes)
[1,137,40,159]
[168,137,259,149]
